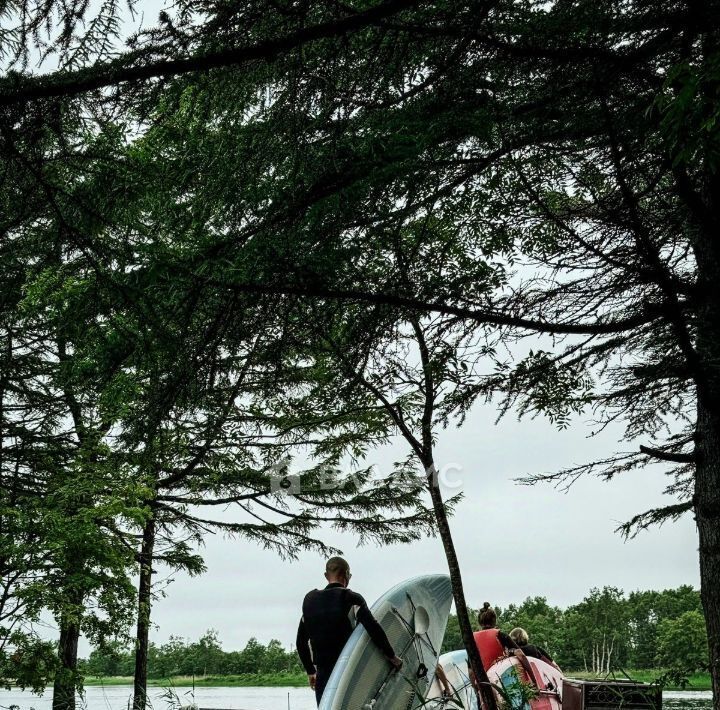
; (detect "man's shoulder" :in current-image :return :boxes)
[344,588,367,606]
[302,586,345,603]
[302,588,320,604]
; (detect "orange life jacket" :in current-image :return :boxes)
[474,628,505,670]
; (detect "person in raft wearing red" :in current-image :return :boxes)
[473,602,519,670]
[471,602,545,698]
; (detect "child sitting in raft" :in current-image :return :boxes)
[509,627,561,671]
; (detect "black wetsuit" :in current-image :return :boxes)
[296,583,395,705]
[519,642,555,664]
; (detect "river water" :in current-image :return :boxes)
[0,687,711,710]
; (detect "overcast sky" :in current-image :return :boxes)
[138,400,698,656]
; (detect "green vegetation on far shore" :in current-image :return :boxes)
[83,672,309,688]
[80,670,712,692]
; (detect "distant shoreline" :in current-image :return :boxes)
[83,673,309,688]
[81,670,712,692]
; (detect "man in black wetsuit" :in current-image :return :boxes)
[296,557,403,706]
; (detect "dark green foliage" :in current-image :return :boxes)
[657,611,709,674]
[441,608,480,655]
[501,597,564,660]
[0,635,58,693]
[627,586,704,670]
[0,22,438,703]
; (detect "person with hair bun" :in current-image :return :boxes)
[473,602,519,670]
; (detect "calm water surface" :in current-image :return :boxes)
[663,692,713,710]
[0,687,711,710]
[0,686,316,710]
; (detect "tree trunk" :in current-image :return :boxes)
[692,23,720,710]
[52,613,81,710]
[694,399,720,710]
[693,168,720,709]
[132,513,156,710]
[592,643,596,676]
[425,461,497,710]
[407,320,497,710]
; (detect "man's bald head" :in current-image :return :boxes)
[325,557,351,586]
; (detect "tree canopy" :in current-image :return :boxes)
[2,0,719,707]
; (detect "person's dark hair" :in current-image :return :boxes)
[325,556,350,577]
[478,602,497,628]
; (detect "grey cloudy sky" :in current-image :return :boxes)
[143,401,698,655]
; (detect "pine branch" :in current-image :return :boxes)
[639,444,696,464]
[0,0,422,106]
[616,501,694,539]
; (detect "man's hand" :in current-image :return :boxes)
[308,673,317,689]
[388,655,403,671]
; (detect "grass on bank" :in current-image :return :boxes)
[566,670,711,691]
[83,670,712,691]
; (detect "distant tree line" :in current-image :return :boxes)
[82,630,302,679]
[442,586,707,674]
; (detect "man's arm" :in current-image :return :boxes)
[296,617,316,676]
[435,663,452,696]
[348,591,399,663]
